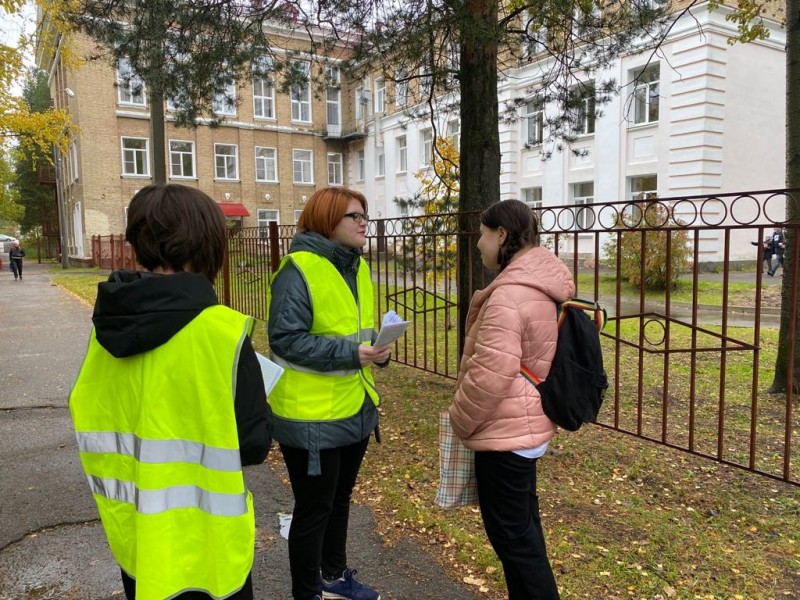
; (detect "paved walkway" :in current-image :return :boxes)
[0,262,480,600]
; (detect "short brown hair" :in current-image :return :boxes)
[297,188,368,239]
[125,184,227,281]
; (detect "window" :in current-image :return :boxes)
[253,57,275,119]
[255,147,278,182]
[121,137,149,176]
[420,129,433,166]
[395,69,408,107]
[571,82,596,135]
[290,61,311,122]
[117,57,146,106]
[169,140,195,179]
[633,63,660,125]
[294,210,304,224]
[257,209,279,240]
[447,42,460,71]
[396,136,407,173]
[376,146,385,177]
[356,150,366,181]
[419,64,432,99]
[326,66,341,128]
[630,175,657,200]
[293,149,313,183]
[212,80,237,116]
[68,141,79,183]
[571,182,594,230]
[328,152,343,185]
[356,85,370,122]
[214,144,239,180]
[522,23,547,58]
[524,98,544,146]
[374,78,385,114]
[446,120,461,150]
[522,187,542,210]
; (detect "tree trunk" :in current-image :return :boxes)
[150,88,167,184]
[457,0,501,356]
[770,0,800,393]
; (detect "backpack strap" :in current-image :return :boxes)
[519,298,607,386]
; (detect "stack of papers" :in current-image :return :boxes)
[255,353,285,395]
[374,310,411,347]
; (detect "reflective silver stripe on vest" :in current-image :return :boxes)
[359,328,373,343]
[271,352,360,377]
[87,475,248,516]
[76,431,241,472]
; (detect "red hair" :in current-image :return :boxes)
[297,188,368,239]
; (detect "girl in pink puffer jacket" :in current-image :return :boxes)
[449,199,574,600]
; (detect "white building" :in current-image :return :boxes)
[351,2,786,261]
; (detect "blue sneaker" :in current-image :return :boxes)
[320,568,380,600]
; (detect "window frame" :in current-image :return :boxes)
[396,136,407,174]
[571,182,594,231]
[255,146,278,183]
[571,82,596,136]
[214,143,239,181]
[328,152,343,186]
[524,98,544,146]
[121,136,150,177]
[374,77,386,114]
[117,57,146,107]
[169,140,196,179]
[632,63,660,125]
[292,149,314,184]
[356,149,366,182]
[420,128,433,167]
[212,80,237,116]
[290,61,312,123]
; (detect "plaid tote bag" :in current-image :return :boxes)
[434,410,478,508]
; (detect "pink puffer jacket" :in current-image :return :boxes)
[449,245,576,451]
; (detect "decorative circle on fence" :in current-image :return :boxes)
[728,194,761,225]
[764,192,794,225]
[699,197,728,226]
[671,199,699,227]
[643,318,667,348]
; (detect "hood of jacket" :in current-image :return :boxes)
[92,270,218,358]
[465,245,574,330]
[290,230,362,276]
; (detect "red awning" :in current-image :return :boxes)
[217,202,250,217]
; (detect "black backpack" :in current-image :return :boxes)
[520,299,608,431]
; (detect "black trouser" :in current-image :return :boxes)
[475,450,560,600]
[121,569,253,599]
[280,438,370,600]
[10,259,22,278]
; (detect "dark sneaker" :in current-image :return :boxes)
[320,569,380,600]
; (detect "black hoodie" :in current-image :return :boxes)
[93,270,270,466]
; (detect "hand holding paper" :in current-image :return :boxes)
[374,310,410,347]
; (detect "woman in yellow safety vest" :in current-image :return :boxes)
[268,187,390,600]
[70,184,271,600]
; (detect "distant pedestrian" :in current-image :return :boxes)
[69,184,271,600]
[751,236,773,273]
[768,227,786,276]
[449,199,573,600]
[9,242,25,280]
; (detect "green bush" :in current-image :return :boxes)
[603,200,692,290]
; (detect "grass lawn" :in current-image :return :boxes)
[53,270,800,599]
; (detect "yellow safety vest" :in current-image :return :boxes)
[70,305,255,600]
[270,251,379,421]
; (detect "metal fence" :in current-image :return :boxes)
[92,189,800,485]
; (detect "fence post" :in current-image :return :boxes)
[269,221,280,274]
[221,234,231,307]
[376,219,386,253]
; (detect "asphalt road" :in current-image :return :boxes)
[0,262,481,600]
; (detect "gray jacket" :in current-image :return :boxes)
[267,231,379,474]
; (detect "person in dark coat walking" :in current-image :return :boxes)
[9,242,25,280]
[752,236,774,273]
[768,227,786,276]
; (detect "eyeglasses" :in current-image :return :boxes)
[343,212,369,223]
